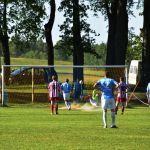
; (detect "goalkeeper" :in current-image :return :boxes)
[89,89,100,107]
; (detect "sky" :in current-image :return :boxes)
[45,2,143,45]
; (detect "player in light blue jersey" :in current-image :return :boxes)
[146,82,150,107]
[61,78,73,110]
[94,71,118,128]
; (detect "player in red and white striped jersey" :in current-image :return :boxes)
[48,75,61,115]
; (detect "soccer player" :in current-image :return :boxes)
[115,77,128,115]
[94,71,118,128]
[48,75,61,115]
[89,89,100,107]
[61,78,72,110]
[146,82,150,107]
[73,79,84,103]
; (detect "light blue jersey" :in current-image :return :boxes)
[61,82,72,93]
[96,78,118,99]
[147,83,150,98]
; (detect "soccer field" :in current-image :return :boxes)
[0,104,150,150]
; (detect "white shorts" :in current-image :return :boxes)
[101,97,115,109]
[63,93,70,100]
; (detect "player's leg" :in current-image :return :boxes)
[103,109,107,128]
[55,98,59,114]
[63,93,67,108]
[101,97,107,128]
[50,100,54,115]
[68,100,71,110]
[63,93,68,109]
[64,93,71,110]
[110,98,116,128]
[148,98,150,107]
[121,100,125,114]
[67,93,71,110]
[111,109,116,128]
[64,100,68,109]
[115,97,120,114]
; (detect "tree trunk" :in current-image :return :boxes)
[44,0,55,66]
[142,0,150,86]
[106,0,128,65]
[114,0,128,65]
[44,0,57,81]
[106,0,118,65]
[73,0,84,82]
[1,0,10,65]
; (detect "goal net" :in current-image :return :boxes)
[1,65,127,106]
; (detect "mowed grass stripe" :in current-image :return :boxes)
[0,105,150,150]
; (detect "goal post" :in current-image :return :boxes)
[1,65,128,106]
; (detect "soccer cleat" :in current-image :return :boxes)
[121,112,124,115]
[111,125,117,128]
[115,112,117,115]
[104,125,107,128]
[56,112,58,115]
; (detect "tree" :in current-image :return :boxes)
[44,0,58,80]
[54,40,72,60]
[72,0,84,81]
[44,0,55,66]
[89,0,134,65]
[0,0,46,65]
[142,0,150,86]
[126,32,142,65]
[0,0,10,65]
[58,0,100,81]
[84,43,106,65]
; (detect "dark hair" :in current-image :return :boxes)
[66,78,69,82]
[105,71,110,78]
[120,77,124,81]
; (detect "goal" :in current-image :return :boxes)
[1,65,128,106]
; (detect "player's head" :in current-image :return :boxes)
[120,77,124,81]
[52,75,57,81]
[105,71,110,78]
[66,78,69,82]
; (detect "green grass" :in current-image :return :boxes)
[0,104,150,150]
[10,57,73,65]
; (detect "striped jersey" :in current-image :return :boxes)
[117,82,128,98]
[48,80,60,98]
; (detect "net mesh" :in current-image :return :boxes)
[1,65,127,105]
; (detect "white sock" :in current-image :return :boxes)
[68,101,71,109]
[111,112,115,126]
[65,101,68,109]
[103,110,107,126]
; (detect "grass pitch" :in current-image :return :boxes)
[0,103,150,150]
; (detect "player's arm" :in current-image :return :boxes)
[93,82,98,89]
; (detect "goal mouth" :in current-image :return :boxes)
[1,65,128,106]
